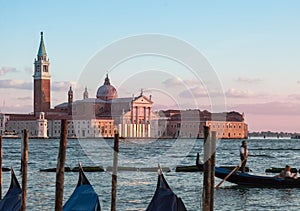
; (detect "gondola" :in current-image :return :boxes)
[63,164,101,211]
[146,167,187,211]
[0,168,22,211]
[215,167,300,188]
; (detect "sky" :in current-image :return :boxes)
[0,1,300,132]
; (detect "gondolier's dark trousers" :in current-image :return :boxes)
[240,154,247,173]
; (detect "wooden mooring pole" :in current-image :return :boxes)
[55,119,68,211]
[0,135,2,200]
[21,129,29,211]
[111,132,119,211]
[202,126,216,211]
[210,131,217,210]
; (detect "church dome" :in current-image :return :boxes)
[96,75,118,100]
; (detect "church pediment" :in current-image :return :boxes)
[133,95,153,104]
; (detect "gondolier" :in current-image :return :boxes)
[240,141,249,173]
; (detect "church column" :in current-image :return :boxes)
[135,106,138,124]
[148,107,151,122]
[143,107,146,124]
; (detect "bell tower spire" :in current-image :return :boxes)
[37,32,47,60]
[33,32,51,115]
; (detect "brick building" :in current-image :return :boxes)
[158,110,248,139]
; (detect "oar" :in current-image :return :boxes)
[215,159,246,189]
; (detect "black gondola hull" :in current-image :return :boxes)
[215,167,300,188]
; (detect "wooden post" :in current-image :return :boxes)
[210,131,217,211]
[202,126,211,211]
[21,129,28,211]
[0,136,2,200]
[111,132,119,211]
[202,127,217,211]
[55,119,68,211]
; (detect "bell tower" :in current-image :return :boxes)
[33,32,51,115]
[68,86,73,115]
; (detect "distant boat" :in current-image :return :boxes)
[63,164,101,211]
[291,135,300,139]
[146,168,187,211]
[0,168,22,211]
[1,131,19,139]
[215,167,300,188]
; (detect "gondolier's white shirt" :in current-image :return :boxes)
[240,147,249,158]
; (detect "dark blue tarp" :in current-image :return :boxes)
[63,167,101,211]
[0,168,22,211]
[146,172,187,211]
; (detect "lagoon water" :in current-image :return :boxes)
[2,138,300,210]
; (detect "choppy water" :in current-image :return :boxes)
[1,138,300,210]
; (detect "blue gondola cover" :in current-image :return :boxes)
[0,168,22,211]
[63,167,101,211]
[146,172,187,211]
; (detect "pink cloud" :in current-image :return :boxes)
[162,78,201,87]
[236,77,262,84]
[0,66,17,76]
[179,86,208,98]
[0,79,32,90]
[229,101,300,116]
[288,94,300,100]
[226,88,257,98]
[162,78,183,86]
[52,81,70,92]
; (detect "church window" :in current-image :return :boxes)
[43,65,48,72]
